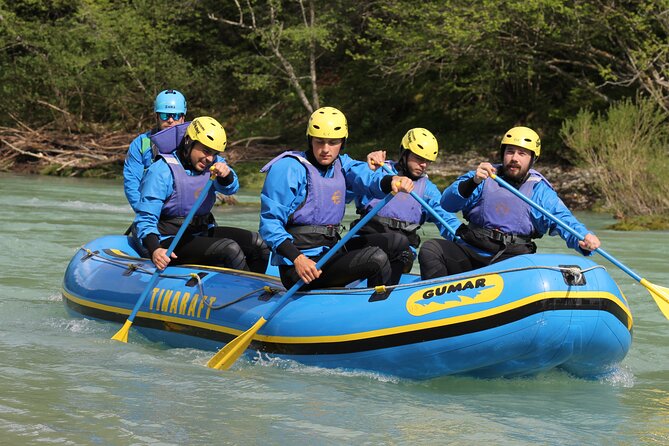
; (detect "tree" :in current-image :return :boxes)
[0,0,194,130]
[206,0,351,114]
[351,0,669,154]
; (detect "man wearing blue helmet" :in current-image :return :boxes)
[123,89,187,212]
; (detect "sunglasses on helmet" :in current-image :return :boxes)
[157,112,185,121]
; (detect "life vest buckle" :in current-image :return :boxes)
[324,225,341,237]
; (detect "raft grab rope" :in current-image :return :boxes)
[77,247,604,299]
[77,247,284,311]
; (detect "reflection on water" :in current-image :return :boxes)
[0,173,668,445]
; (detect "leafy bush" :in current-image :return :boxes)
[560,97,669,218]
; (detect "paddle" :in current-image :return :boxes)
[376,162,458,238]
[206,192,398,370]
[112,174,217,342]
[491,172,669,319]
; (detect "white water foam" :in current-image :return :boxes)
[252,352,402,383]
[25,197,132,214]
[600,363,636,388]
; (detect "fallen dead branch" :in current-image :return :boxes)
[0,126,131,175]
[0,125,284,176]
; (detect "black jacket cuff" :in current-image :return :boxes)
[142,233,161,255]
[380,175,394,194]
[458,177,479,198]
[277,239,302,263]
[216,171,234,187]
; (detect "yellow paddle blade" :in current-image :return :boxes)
[111,320,132,343]
[640,279,669,320]
[207,317,267,370]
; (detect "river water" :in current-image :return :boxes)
[1,172,667,445]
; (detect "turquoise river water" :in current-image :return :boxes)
[0,172,667,445]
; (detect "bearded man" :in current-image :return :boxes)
[418,126,601,280]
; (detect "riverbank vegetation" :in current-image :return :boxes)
[1,0,668,227]
[562,98,669,226]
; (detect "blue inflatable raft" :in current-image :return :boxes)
[62,235,632,379]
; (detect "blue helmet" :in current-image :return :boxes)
[154,89,187,114]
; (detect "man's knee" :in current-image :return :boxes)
[384,232,413,266]
[245,231,269,258]
[350,246,389,274]
[418,239,443,262]
[367,246,390,270]
[204,238,248,270]
[387,232,411,252]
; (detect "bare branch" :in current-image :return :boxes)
[8,113,36,133]
[207,0,319,113]
[113,42,147,93]
[270,44,313,113]
[230,135,281,147]
[36,99,73,116]
[307,0,319,108]
[258,101,281,119]
[543,63,610,102]
[208,12,252,30]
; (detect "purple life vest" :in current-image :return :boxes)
[160,153,216,219]
[364,164,427,225]
[150,122,191,155]
[466,168,548,236]
[261,151,346,226]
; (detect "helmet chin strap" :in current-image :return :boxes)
[397,150,423,181]
[179,137,196,170]
[396,150,409,173]
[306,136,346,171]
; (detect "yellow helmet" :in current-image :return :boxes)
[400,128,439,162]
[500,126,541,157]
[186,116,227,153]
[306,107,348,139]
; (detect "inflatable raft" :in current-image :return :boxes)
[62,235,632,379]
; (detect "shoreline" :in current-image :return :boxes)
[0,128,599,211]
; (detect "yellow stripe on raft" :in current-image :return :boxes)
[64,287,632,345]
[62,289,241,337]
[259,290,632,344]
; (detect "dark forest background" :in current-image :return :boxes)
[2,0,669,218]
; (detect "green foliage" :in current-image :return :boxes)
[231,161,266,191]
[2,0,669,191]
[427,174,459,191]
[607,215,669,231]
[347,0,669,156]
[1,0,195,129]
[560,97,669,218]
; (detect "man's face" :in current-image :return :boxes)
[405,152,430,178]
[189,142,216,172]
[502,145,533,181]
[311,138,343,167]
[156,112,186,130]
